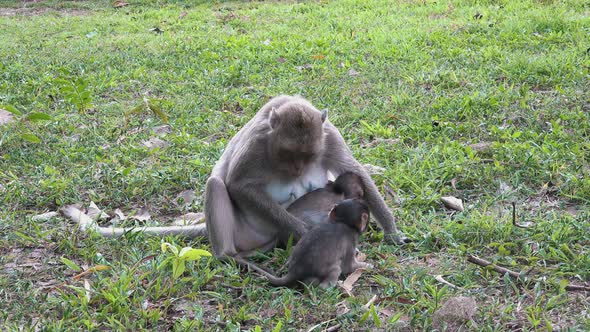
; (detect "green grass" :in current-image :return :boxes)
[1,0,589,330]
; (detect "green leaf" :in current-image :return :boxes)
[21,133,41,143]
[161,242,179,256]
[1,104,22,116]
[271,321,282,332]
[370,304,382,327]
[172,260,186,279]
[178,247,211,261]
[26,112,52,122]
[61,257,82,272]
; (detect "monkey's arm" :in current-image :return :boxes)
[227,180,309,239]
[322,124,410,245]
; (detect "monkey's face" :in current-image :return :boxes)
[274,142,321,177]
[269,104,325,177]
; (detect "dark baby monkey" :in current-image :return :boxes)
[236,198,372,288]
[287,172,364,226]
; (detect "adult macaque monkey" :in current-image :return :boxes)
[235,198,372,288]
[206,95,409,258]
[287,172,364,226]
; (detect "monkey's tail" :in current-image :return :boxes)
[233,257,295,287]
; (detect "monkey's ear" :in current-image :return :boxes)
[321,109,328,123]
[359,212,369,232]
[269,107,280,129]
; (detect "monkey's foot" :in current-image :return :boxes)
[384,232,412,245]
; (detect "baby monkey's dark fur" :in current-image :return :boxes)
[236,198,371,288]
[287,172,365,227]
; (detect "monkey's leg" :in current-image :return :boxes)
[206,176,277,258]
[319,266,342,289]
[205,176,240,257]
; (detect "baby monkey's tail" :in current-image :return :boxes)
[233,257,296,287]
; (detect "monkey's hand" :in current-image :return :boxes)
[291,219,311,240]
[384,232,412,245]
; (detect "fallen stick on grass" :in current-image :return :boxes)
[467,254,590,292]
[467,254,522,279]
[61,205,208,238]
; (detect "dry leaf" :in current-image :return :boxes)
[361,138,400,148]
[179,11,187,19]
[114,208,126,221]
[363,163,386,176]
[113,1,129,8]
[468,142,493,152]
[175,190,196,207]
[312,54,325,60]
[130,208,150,222]
[348,68,359,76]
[379,308,394,318]
[173,212,205,226]
[0,109,15,125]
[514,221,534,228]
[142,137,169,150]
[276,57,286,63]
[441,196,464,212]
[339,268,366,296]
[87,202,109,221]
[31,211,59,221]
[153,124,172,136]
[296,64,312,71]
[73,265,111,281]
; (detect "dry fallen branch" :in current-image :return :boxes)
[467,255,522,278]
[60,205,207,238]
[564,284,590,292]
[467,254,590,292]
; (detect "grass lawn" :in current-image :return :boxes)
[1,0,589,330]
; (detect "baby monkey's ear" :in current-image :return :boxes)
[359,212,369,232]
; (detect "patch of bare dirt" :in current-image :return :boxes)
[0,4,89,17]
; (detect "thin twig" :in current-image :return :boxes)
[434,274,462,289]
[362,294,378,311]
[306,318,336,332]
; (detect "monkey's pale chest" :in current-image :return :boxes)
[266,165,329,208]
